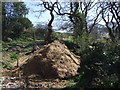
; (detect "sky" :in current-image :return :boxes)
[25,2,50,26]
[24,2,69,32]
[24,1,106,32]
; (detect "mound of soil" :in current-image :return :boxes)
[19,40,80,79]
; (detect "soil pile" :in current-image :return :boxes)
[19,40,80,79]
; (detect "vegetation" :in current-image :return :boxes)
[1,1,120,89]
[67,41,120,88]
[2,2,33,41]
[10,53,20,62]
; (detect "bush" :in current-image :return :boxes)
[74,32,96,55]
[73,42,120,88]
[63,40,79,54]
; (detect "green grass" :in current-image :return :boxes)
[2,35,45,51]
[1,61,13,69]
[2,31,45,70]
[1,53,20,69]
[36,36,45,40]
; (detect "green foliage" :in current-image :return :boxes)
[76,11,86,28]
[2,62,13,70]
[2,2,32,41]
[63,40,79,53]
[64,79,76,87]
[35,23,47,38]
[74,32,96,55]
[64,33,120,88]
[51,32,64,40]
[10,53,20,62]
[35,36,45,40]
[69,9,86,38]
[72,42,120,88]
[2,37,34,50]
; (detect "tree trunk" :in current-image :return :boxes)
[108,28,116,42]
[46,10,54,43]
[47,25,52,43]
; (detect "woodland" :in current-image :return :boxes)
[0,1,120,89]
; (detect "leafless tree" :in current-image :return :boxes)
[35,1,108,41]
[42,2,57,42]
[99,2,120,42]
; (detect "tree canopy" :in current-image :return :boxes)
[37,1,120,42]
[2,2,33,41]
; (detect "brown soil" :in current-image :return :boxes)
[13,40,80,79]
[1,40,81,89]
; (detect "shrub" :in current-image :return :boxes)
[74,32,96,55]
[73,42,120,88]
